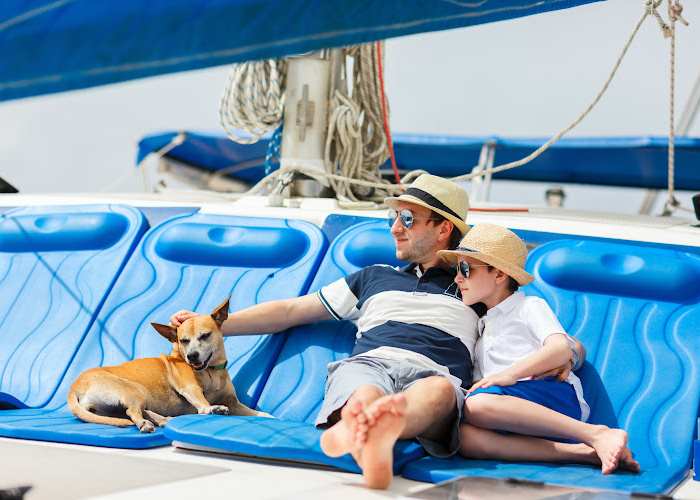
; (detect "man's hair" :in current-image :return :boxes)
[429,213,463,250]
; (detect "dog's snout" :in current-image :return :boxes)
[187,352,200,363]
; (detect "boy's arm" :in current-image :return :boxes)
[468,333,570,392]
[534,335,586,381]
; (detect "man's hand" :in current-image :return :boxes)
[169,310,199,327]
[534,360,573,382]
[468,370,519,393]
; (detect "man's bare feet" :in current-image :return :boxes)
[588,426,630,474]
[320,400,364,458]
[359,394,408,489]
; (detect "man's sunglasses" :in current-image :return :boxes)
[388,208,440,229]
[454,259,490,279]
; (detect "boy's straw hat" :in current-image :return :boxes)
[384,174,469,236]
[438,223,533,285]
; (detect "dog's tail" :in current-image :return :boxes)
[67,388,134,427]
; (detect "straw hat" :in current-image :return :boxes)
[384,174,469,235]
[438,223,533,285]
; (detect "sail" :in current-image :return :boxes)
[0,0,603,102]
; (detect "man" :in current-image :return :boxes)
[171,174,477,489]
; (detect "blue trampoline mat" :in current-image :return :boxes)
[163,217,427,471]
[0,212,327,449]
[0,205,148,409]
[165,414,424,474]
[0,407,169,448]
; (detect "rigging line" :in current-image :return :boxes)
[450,0,656,183]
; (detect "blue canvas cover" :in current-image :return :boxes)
[1,0,603,101]
[0,213,327,448]
[137,132,700,191]
[0,205,147,409]
[165,216,425,473]
[401,239,700,494]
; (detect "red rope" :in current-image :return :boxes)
[375,41,401,185]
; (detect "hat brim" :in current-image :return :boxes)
[385,195,468,236]
[438,248,534,286]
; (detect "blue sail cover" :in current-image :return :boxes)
[137,131,700,190]
[1,0,603,102]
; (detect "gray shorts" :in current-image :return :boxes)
[315,355,465,458]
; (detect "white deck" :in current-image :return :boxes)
[2,437,698,500]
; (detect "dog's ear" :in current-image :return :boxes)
[151,323,178,343]
[211,298,230,328]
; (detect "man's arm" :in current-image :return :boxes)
[170,293,333,336]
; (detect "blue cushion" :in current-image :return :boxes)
[165,217,425,473]
[0,205,147,409]
[0,213,326,448]
[402,239,700,494]
[165,415,423,474]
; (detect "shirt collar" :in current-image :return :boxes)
[402,262,454,279]
[485,291,524,319]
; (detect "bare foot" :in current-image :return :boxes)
[575,441,640,473]
[589,427,629,474]
[320,400,364,458]
[619,447,641,473]
[359,394,408,489]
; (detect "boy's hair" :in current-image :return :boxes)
[486,266,520,292]
[429,213,463,250]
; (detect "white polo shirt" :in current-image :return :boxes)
[474,291,590,422]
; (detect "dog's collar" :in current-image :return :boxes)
[209,362,228,370]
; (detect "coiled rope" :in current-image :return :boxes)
[214,1,690,213]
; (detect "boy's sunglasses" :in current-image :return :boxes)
[454,259,490,279]
[387,208,440,229]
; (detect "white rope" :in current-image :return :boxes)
[450,1,657,183]
[323,43,399,204]
[662,0,689,215]
[219,59,287,144]
[216,1,692,214]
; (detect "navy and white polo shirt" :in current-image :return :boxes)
[317,264,479,387]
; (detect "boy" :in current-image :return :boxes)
[436,223,639,474]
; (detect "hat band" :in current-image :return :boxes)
[405,187,461,221]
[455,246,479,252]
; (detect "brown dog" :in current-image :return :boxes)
[68,299,268,432]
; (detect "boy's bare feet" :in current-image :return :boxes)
[575,441,640,473]
[320,400,365,459]
[589,427,631,474]
[359,394,408,489]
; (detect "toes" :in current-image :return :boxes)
[211,405,229,415]
[138,421,155,433]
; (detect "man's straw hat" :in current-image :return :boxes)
[438,223,533,286]
[384,174,469,235]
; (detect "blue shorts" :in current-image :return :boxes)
[465,378,582,422]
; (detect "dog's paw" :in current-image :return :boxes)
[138,421,155,433]
[199,405,229,415]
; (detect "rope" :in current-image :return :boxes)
[662,0,689,215]
[219,59,287,144]
[450,1,656,183]
[376,41,401,184]
[322,43,400,205]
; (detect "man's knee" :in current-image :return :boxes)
[424,376,457,409]
[350,384,385,403]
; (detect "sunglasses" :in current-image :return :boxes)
[388,208,440,229]
[454,260,490,279]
